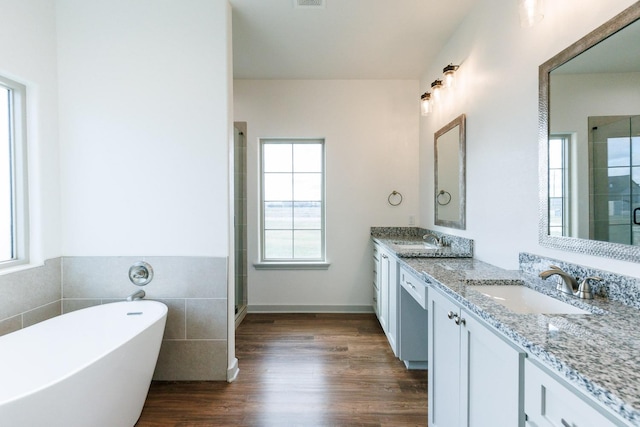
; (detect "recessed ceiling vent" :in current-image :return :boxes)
[294,0,325,9]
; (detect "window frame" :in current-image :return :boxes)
[0,74,29,269]
[255,138,329,270]
[548,134,570,237]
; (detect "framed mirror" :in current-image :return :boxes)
[539,3,640,262]
[435,114,466,229]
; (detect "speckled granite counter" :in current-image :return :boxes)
[371,226,473,258]
[374,235,640,426]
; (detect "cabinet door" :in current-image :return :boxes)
[524,359,624,427]
[387,253,398,355]
[373,244,381,317]
[462,311,525,427]
[379,250,389,332]
[428,288,462,427]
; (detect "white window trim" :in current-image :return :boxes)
[256,138,328,269]
[0,75,29,269]
[549,134,571,237]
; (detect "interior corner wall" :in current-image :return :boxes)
[418,0,640,278]
[234,79,420,309]
[0,0,61,265]
[0,0,62,333]
[55,0,232,380]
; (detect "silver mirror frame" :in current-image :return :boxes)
[539,3,640,263]
[435,113,466,230]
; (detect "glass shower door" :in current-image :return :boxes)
[590,115,640,246]
[632,115,640,246]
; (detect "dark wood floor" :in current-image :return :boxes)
[136,313,428,426]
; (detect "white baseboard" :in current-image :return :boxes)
[247,304,374,313]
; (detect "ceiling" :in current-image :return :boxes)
[230,0,477,80]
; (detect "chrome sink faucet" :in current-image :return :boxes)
[422,233,443,247]
[539,265,578,295]
[539,265,601,299]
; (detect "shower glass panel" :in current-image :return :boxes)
[590,115,640,246]
[234,124,248,322]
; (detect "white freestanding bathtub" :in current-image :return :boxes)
[0,300,167,427]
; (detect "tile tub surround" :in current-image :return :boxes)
[371,227,473,258]
[375,238,640,425]
[0,258,62,337]
[62,256,229,381]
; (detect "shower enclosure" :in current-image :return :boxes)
[589,115,640,246]
[234,123,248,325]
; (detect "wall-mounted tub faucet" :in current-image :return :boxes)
[126,289,146,301]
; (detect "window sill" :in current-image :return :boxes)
[253,262,331,270]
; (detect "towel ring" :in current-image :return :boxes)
[437,190,451,206]
[388,191,403,206]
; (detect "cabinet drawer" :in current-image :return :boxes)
[524,359,624,427]
[400,267,427,309]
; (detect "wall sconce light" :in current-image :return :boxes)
[420,92,432,116]
[519,0,544,27]
[442,64,459,88]
[430,79,443,102]
[422,64,461,114]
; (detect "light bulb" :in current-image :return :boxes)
[519,0,544,28]
[420,93,431,116]
[443,64,459,89]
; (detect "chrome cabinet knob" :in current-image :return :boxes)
[447,311,455,319]
[455,316,466,326]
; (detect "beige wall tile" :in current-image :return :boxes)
[154,298,186,340]
[153,339,227,381]
[0,258,61,320]
[23,301,62,328]
[62,256,141,298]
[143,257,227,298]
[0,315,21,337]
[186,299,227,340]
[62,299,102,313]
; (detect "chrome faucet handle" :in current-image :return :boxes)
[576,276,601,300]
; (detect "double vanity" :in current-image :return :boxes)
[372,227,640,427]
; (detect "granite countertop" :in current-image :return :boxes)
[374,236,640,426]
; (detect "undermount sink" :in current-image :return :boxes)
[393,242,440,250]
[468,285,591,315]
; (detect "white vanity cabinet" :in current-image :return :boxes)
[372,244,381,317]
[374,243,399,356]
[524,359,627,427]
[398,266,428,369]
[428,286,525,427]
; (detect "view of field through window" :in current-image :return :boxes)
[262,141,324,260]
[0,86,12,262]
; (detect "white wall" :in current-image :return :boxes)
[0,0,61,266]
[419,0,640,278]
[57,0,231,257]
[234,80,420,309]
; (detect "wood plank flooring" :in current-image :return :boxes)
[136,313,427,426]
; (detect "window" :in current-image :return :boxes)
[548,134,570,237]
[0,75,28,268]
[259,139,326,267]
